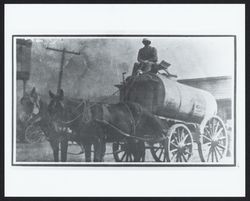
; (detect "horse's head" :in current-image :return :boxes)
[48,89,65,119]
[20,87,41,119]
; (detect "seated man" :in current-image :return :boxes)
[132,38,158,76]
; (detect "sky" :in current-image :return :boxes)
[146,37,234,79]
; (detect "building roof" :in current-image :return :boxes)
[178,76,233,100]
[178,75,232,83]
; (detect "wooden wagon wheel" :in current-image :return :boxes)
[165,124,193,162]
[25,124,46,144]
[113,140,145,162]
[198,116,228,162]
[150,140,167,162]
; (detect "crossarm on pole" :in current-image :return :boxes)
[46,47,80,55]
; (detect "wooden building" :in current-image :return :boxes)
[16,38,32,95]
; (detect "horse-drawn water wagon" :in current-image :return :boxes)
[21,67,228,163]
[112,71,228,163]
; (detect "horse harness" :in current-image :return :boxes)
[122,102,143,137]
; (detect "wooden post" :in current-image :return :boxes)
[46,47,80,95]
[57,48,65,94]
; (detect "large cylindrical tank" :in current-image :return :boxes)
[125,73,217,124]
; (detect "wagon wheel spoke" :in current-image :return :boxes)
[211,148,214,162]
[179,154,182,162]
[176,130,180,143]
[176,154,179,162]
[215,146,223,159]
[181,153,188,162]
[209,121,214,135]
[170,141,178,148]
[174,135,179,143]
[212,118,217,134]
[214,128,224,140]
[207,147,215,162]
[217,136,226,141]
[214,148,219,162]
[181,133,189,144]
[125,154,129,162]
[178,155,182,162]
[180,128,185,141]
[171,152,177,161]
[121,152,126,161]
[179,128,184,142]
[213,120,220,135]
[158,149,164,160]
[204,127,213,139]
[202,135,212,142]
[170,148,178,153]
[128,153,132,161]
[217,144,226,150]
[184,142,192,147]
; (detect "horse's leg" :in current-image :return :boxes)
[101,140,106,162]
[128,140,142,162]
[93,138,102,162]
[84,142,92,162]
[60,136,68,162]
[133,141,145,162]
[129,141,138,162]
[50,140,59,162]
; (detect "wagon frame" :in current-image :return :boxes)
[96,111,228,163]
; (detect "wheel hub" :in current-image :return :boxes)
[211,140,219,148]
[177,144,186,154]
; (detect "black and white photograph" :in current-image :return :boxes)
[4,4,245,197]
[14,36,235,165]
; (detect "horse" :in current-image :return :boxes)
[47,89,113,162]
[47,89,167,162]
[20,87,82,162]
[47,89,103,162]
[80,102,167,162]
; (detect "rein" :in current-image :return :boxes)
[95,119,167,143]
[59,89,120,125]
[123,103,137,136]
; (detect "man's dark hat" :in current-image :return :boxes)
[142,38,151,45]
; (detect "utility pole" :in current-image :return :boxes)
[46,47,80,95]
